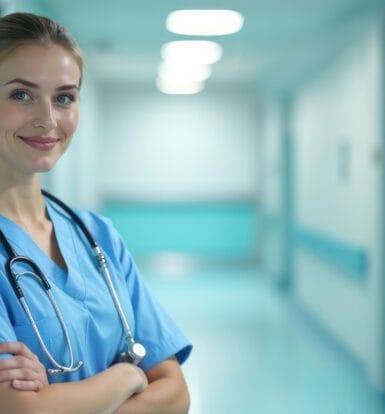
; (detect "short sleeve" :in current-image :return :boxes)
[126,258,192,371]
[114,236,192,372]
[74,209,193,372]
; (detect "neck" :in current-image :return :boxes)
[0,171,46,224]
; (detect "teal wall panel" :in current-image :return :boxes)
[294,227,368,279]
[260,211,368,281]
[101,202,260,258]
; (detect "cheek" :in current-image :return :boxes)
[0,104,28,131]
[61,108,79,137]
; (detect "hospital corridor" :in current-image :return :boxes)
[2,0,385,413]
[146,264,385,413]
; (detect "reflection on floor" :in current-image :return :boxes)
[141,263,385,414]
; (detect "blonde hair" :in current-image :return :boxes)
[0,12,84,82]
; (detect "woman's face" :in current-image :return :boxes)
[0,43,81,176]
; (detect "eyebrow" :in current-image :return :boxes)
[4,78,79,90]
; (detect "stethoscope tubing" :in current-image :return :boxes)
[0,190,146,375]
[42,190,137,345]
[3,256,84,375]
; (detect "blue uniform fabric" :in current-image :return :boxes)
[0,198,192,383]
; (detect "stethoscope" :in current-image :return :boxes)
[0,190,146,376]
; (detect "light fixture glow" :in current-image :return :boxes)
[156,77,204,95]
[161,41,222,65]
[158,61,212,82]
[166,9,244,36]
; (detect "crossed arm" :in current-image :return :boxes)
[0,342,190,414]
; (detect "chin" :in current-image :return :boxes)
[32,158,59,173]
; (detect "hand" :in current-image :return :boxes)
[132,365,148,394]
[0,341,48,391]
[120,363,148,394]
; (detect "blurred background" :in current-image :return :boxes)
[3,0,385,412]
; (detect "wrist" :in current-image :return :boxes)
[112,363,147,395]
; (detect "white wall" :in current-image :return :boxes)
[96,87,261,203]
[291,20,384,389]
[260,101,285,280]
[261,102,284,214]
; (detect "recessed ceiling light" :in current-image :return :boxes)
[158,62,212,82]
[166,9,244,36]
[161,41,222,65]
[156,77,205,95]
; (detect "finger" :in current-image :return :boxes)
[12,379,42,391]
[0,355,38,372]
[0,342,37,361]
[0,367,38,382]
[0,356,48,387]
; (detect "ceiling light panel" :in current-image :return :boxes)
[158,62,212,82]
[166,9,244,36]
[156,77,205,95]
[161,41,223,65]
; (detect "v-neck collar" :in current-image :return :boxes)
[0,199,86,300]
[0,208,66,276]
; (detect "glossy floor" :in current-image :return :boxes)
[144,263,385,414]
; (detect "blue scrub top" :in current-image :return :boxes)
[0,198,192,383]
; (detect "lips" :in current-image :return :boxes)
[18,135,60,152]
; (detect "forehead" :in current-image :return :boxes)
[0,44,81,87]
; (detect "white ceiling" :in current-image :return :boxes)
[11,0,385,93]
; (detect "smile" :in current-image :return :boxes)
[18,135,60,152]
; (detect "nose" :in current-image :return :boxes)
[31,99,58,131]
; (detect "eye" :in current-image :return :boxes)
[55,94,75,105]
[11,90,32,102]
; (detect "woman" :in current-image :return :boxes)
[0,12,192,414]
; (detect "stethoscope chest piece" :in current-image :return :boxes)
[115,342,146,365]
